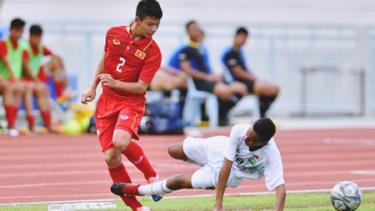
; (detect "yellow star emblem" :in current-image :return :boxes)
[112,39,121,45]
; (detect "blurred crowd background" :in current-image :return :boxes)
[1,0,375,135]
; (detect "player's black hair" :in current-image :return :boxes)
[136,0,163,20]
[235,26,248,36]
[253,118,276,143]
[185,20,197,32]
[10,18,26,30]
[30,24,43,36]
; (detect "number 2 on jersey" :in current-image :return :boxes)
[116,57,126,73]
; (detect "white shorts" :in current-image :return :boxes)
[183,136,242,189]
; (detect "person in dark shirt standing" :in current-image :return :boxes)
[222,27,279,117]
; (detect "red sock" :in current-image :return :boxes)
[12,106,19,128]
[54,81,65,98]
[109,165,142,210]
[26,114,35,131]
[122,141,157,180]
[4,105,17,129]
[40,110,51,129]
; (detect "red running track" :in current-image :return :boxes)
[0,128,374,204]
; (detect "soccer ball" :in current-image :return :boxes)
[330,181,362,211]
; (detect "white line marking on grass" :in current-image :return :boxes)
[48,201,117,211]
[1,187,375,207]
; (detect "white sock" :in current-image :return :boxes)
[138,179,173,195]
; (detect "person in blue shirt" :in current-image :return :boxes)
[222,27,279,117]
[175,20,247,125]
[149,44,188,94]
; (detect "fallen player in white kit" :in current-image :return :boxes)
[111,118,286,211]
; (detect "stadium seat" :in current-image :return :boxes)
[183,77,218,128]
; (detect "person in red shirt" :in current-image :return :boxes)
[22,24,55,132]
[0,18,26,136]
[81,0,163,210]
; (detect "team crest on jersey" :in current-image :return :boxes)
[112,39,121,45]
[235,158,244,165]
[247,157,257,166]
[134,49,146,60]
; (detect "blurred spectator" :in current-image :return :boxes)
[42,55,68,99]
[0,18,26,136]
[150,65,187,93]
[174,20,247,125]
[222,27,279,117]
[22,24,58,132]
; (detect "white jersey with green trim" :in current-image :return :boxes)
[224,124,285,191]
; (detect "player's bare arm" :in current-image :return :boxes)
[180,60,220,82]
[98,73,149,95]
[160,66,180,75]
[214,158,233,211]
[231,64,254,81]
[180,60,207,80]
[81,54,104,104]
[274,184,286,211]
[0,56,16,80]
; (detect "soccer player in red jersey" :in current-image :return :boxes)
[81,0,163,210]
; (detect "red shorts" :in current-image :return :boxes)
[95,94,145,152]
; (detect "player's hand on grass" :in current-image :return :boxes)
[81,87,96,104]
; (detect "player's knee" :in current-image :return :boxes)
[168,143,186,160]
[104,152,121,168]
[112,130,132,151]
[231,84,247,96]
[35,84,46,94]
[214,86,230,100]
[13,83,24,94]
[167,145,178,159]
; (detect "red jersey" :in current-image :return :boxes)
[102,25,162,103]
[0,41,6,58]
